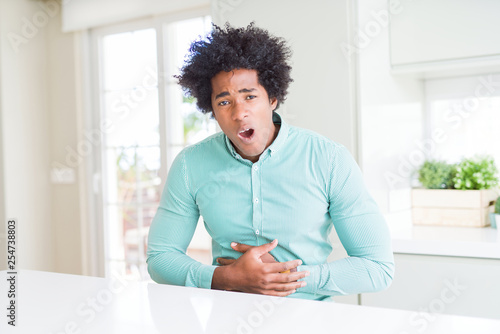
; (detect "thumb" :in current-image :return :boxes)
[252,239,278,257]
[231,242,252,253]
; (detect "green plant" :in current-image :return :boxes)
[418,160,455,189]
[495,196,500,214]
[453,155,499,190]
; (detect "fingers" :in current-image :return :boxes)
[260,253,278,264]
[265,259,303,274]
[250,239,278,257]
[231,242,277,263]
[220,240,308,297]
[216,258,236,266]
[264,280,307,292]
[261,289,298,297]
[230,242,252,253]
[276,271,310,283]
[231,239,278,257]
[254,277,307,297]
[252,271,309,296]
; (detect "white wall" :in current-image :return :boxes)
[0,34,5,269]
[0,0,84,275]
[47,13,83,275]
[211,0,358,155]
[357,0,425,213]
[0,0,55,271]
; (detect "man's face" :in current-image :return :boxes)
[211,68,278,163]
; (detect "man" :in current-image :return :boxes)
[147,23,394,301]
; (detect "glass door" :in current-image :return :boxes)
[94,15,215,280]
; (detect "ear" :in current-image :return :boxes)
[270,97,278,110]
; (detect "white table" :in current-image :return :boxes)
[1,270,500,333]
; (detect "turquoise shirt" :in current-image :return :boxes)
[147,112,394,300]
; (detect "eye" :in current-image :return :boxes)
[246,95,257,100]
[218,100,229,106]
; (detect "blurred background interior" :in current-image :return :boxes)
[1,0,499,320]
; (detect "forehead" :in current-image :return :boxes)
[210,68,263,95]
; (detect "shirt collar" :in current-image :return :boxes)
[224,111,289,161]
[267,111,289,155]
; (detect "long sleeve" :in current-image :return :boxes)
[146,150,216,289]
[297,145,394,297]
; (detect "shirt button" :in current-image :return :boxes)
[254,198,259,204]
[253,165,259,171]
[255,229,260,235]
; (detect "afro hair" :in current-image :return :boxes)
[175,22,293,114]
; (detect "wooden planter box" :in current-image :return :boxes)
[411,189,498,227]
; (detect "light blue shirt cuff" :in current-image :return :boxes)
[186,264,217,289]
[297,264,320,295]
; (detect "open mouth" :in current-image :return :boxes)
[237,128,255,142]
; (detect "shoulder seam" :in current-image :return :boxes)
[327,144,337,201]
[180,152,191,197]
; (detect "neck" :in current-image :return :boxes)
[245,121,280,163]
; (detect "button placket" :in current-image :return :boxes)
[251,162,262,243]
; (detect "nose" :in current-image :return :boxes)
[231,99,249,121]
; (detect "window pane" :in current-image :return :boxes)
[163,16,214,266]
[98,17,214,280]
[103,88,160,148]
[429,96,500,166]
[106,204,156,269]
[101,27,161,280]
[106,204,128,261]
[110,147,136,204]
[167,17,212,78]
[166,85,217,146]
[165,18,217,148]
[182,92,217,146]
[135,146,162,204]
[139,206,155,259]
[102,29,158,91]
[105,146,161,205]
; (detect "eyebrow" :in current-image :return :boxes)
[214,88,257,100]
